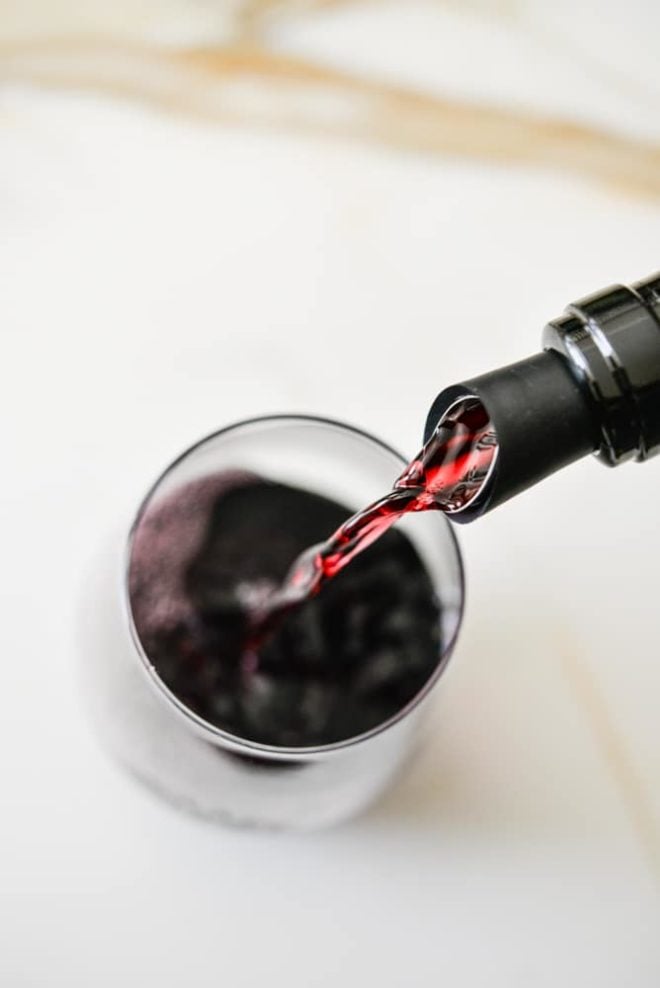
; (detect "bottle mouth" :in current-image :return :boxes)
[426,395,500,517]
[425,348,598,523]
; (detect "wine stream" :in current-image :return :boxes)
[249,399,497,640]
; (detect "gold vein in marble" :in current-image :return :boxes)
[1,39,659,199]
[236,0,523,37]
[560,644,660,885]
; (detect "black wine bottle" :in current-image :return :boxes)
[425,272,660,521]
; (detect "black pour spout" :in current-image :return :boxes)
[425,272,660,522]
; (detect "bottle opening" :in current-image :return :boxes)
[417,396,499,516]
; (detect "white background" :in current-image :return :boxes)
[1,2,659,984]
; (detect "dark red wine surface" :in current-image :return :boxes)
[129,477,442,746]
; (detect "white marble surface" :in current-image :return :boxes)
[1,2,659,985]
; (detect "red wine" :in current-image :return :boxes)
[252,399,497,631]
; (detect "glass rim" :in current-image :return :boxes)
[122,413,466,757]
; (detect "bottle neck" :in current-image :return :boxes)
[543,272,660,464]
[425,272,660,523]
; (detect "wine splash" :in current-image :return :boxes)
[250,398,497,633]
